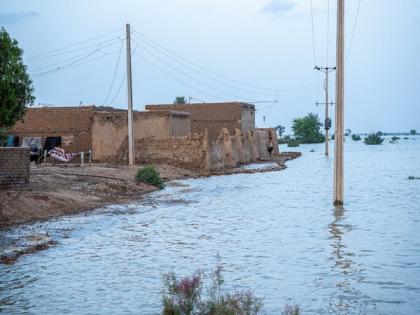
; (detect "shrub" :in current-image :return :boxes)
[287,139,300,147]
[162,266,264,315]
[364,132,384,145]
[135,165,164,188]
[351,134,361,141]
[283,304,300,315]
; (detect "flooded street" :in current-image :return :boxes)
[1,138,419,314]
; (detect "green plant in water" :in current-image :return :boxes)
[135,165,164,188]
[351,134,361,141]
[287,139,300,147]
[364,132,384,145]
[282,304,300,315]
[162,266,264,315]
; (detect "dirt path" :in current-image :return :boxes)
[0,153,301,227]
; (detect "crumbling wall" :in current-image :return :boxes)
[0,147,30,189]
[253,128,279,160]
[134,132,209,173]
[207,128,278,171]
[103,126,277,173]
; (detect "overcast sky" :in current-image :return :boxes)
[1,0,419,133]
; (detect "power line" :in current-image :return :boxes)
[327,0,330,66]
[132,39,248,100]
[29,39,123,72]
[28,37,123,62]
[28,28,123,60]
[102,39,125,105]
[132,32,319,98]
[133,52,224,101]
[31,48,121,77]
[132,28,318,94]
[346,0,362,60]
[310,0,318,66]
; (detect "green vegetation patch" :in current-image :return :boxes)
[364,132,384,145]
[135,165,164,188]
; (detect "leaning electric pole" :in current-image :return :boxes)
[315,66,336,156]
[334,0,344,206]
[126,23,134,166]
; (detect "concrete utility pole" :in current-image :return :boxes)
[315,66,336,156]
[334,0,345,206]
[126,23,134,166]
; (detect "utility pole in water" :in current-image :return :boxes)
[126,23,134,166]
[315,66,336,156]
[334,0,344,206]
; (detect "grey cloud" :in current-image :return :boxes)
[0,11,39,24]
[261,0,295,14]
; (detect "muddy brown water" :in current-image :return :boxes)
[1,138,420,314]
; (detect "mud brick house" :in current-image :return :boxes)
[145,102,255,141]
[7,106,191,161]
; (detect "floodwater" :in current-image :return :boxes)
[1,137,419,314]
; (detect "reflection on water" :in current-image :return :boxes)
[328,206,372,314]
[1,139,420,314]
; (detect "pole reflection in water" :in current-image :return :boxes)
[328,206,375,314]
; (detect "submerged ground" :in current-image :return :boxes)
[1,137,419,314]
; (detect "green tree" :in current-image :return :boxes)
[292,113,324,144]
[173,96,188,104]
[364,132,384,145]
[410,129,416,135]
[0,27,34,136]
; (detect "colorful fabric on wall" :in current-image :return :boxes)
[21,137,42,152]
[6,136,14,147]
[49,147,77,163]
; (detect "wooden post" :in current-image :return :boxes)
[334,0,345,206]
[126,23,135,166]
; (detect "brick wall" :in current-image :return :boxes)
[0,148,30,189]
[8,106,94,153]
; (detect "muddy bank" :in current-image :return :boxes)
[0,152,301,227]
[0,164,197,227]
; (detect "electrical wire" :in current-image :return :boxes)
[132,39,247,100]
[28,28,123,60]
[327,0,330,66]
[310,0,318,66]
[132,28,319,94]
[32,48,121,77]
[102,39,125,105]
[29,39,123,72]
[133,52,224,101]
[132,32,319,98]
[346,0,362,61]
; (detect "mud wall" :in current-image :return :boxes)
[92,110,191,161]
[208,128,278,171]
[0,147,30,189]
[8,106,94,153]
[134,132,209,173]
[146,102,255,141]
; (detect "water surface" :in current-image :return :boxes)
[1,137,419,314]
